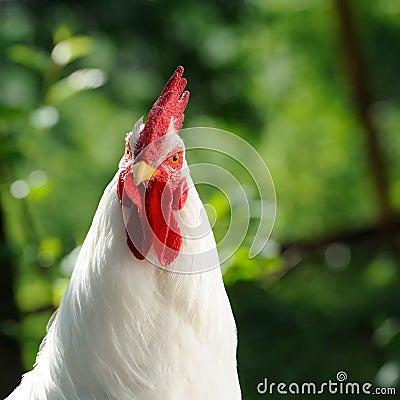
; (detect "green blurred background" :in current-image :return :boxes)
[1,0,400,398]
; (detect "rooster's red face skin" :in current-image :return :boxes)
[118,142,188,267]
[117,66,190,267]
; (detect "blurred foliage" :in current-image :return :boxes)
[1,0,400,398]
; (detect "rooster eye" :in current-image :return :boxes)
[171,153,180,164]
[124,147,131,158]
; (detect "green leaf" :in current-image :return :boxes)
[16,279,52,312]
[7,45,48,73]
[51,36,93,66]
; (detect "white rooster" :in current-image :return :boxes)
[6,66,241,399]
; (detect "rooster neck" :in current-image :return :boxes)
[24,172,239,399]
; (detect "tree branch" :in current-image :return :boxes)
[333,0,398,248]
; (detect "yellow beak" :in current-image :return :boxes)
[132,161,159,185]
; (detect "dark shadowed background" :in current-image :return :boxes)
[1,0,400,398]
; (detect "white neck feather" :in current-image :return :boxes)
[11,173,241,400]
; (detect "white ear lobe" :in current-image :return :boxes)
[167,117,176,135]
[130,117,144,148]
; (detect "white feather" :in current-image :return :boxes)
[7,168,241,399]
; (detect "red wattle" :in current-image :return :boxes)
[146,180,182,266]
[119,168,188,266]
[119,170,150,260]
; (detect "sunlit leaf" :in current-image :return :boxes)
[51,36,93,66]
[363,256,397,287]
[16,279,52,312]
[7,45,48,72]
[47,69,106,104]
[38,237,62,268]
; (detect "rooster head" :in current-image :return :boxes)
[117,66,190,267]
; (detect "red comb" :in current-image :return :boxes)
[135,66,190,156]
